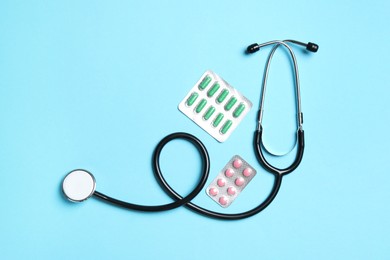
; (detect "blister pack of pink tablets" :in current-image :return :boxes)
[206,155,257,208]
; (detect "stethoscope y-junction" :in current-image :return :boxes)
[62,39,318,220]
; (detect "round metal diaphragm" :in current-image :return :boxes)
[62,169,96,202]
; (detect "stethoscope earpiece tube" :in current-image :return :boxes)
[249,39,316,176]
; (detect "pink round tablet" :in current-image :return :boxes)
[233,159,242,169]
[217,178,226,187]
[219,196,228,206]
[209,187,218,196]
[227,186,236,196]
[235,177,245,187]
[243,168,253,177]
[225,168,234,178]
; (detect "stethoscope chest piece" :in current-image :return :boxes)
[62,169,96,202]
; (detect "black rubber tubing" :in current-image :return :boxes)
[94,132,283,220]
[255,127,305,176]
[93,132,210,212]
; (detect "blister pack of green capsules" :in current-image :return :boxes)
[178,70,252,142]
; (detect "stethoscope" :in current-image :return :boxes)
[62,39,318,220]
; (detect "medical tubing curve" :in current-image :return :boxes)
[93,133,210,212]
[255,128,305,176]
[94,132,284,220]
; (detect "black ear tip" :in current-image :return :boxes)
[306,42,319,52]
[246,43,260,54]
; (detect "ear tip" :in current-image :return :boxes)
[246,43,260,54]
[306,42,319,52]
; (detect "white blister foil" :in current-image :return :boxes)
[206,155,257,208]
[178,70,252,142]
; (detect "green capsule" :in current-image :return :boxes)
[233,103,245,118]
[198,75,212,90]
[213,113,224,127]
[217,89,229,103]
[203,106,215,120]
[220,120,233,134]
[195,99,207,113]
[186,92,199,106]
[224,96,237,111]
[207,83,220,97]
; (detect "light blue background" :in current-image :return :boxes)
[1,0,389,259]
